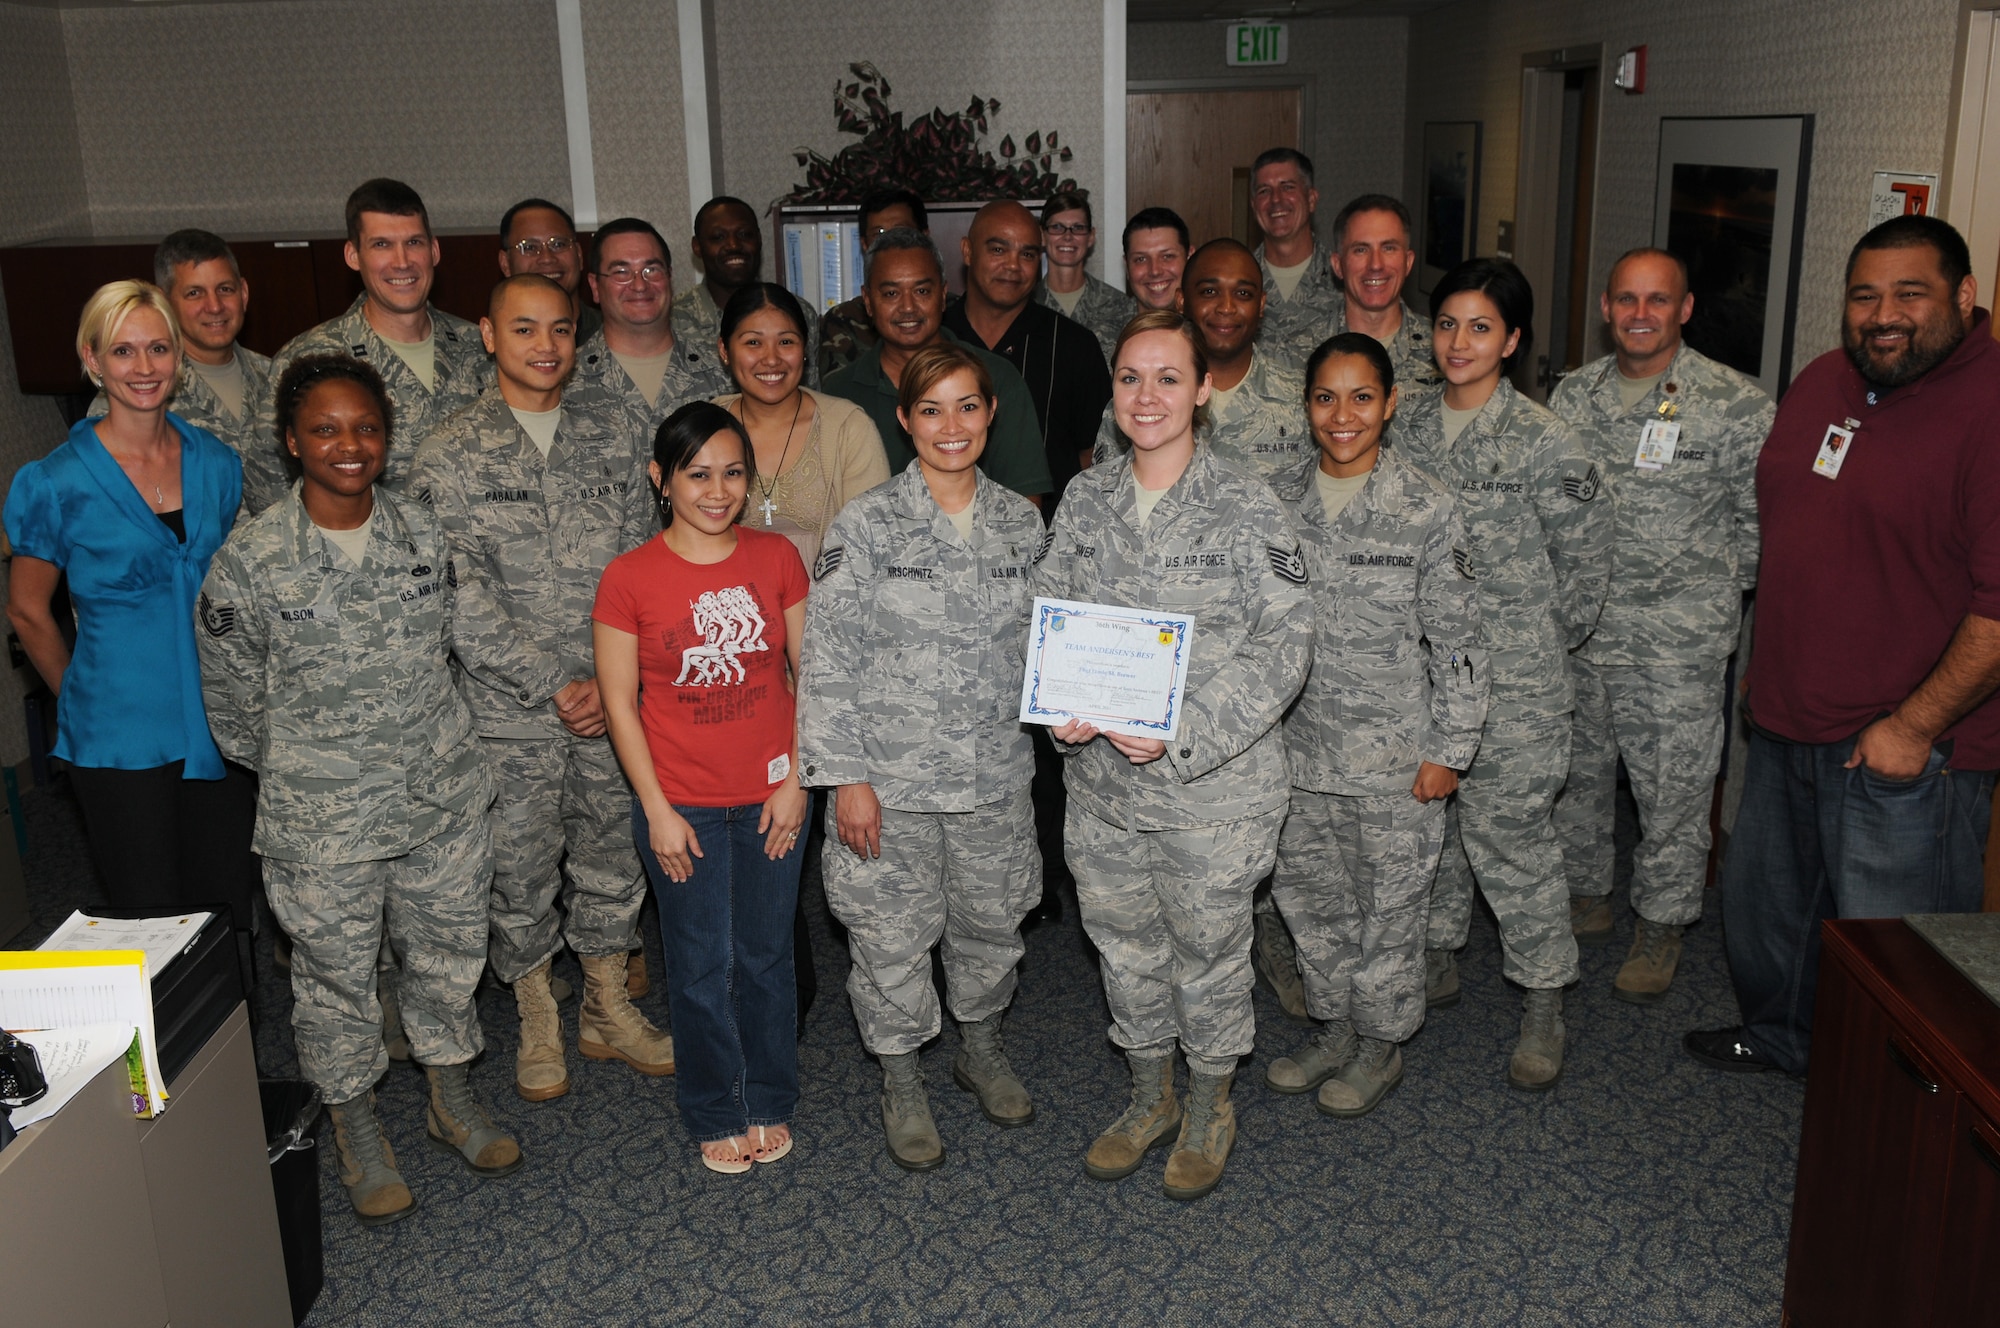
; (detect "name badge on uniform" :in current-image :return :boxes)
[1812,423,1855,479]
[1634,419,1680,470]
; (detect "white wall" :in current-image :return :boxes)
[1404,0,1966,362]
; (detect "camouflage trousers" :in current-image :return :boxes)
[821,786,1041,1056]
[484,733,646,983]
[264,811,491,1103]
[1554,657,1726,926]
[1067,803,1283,1076]
[1427,713,1580,988]
[1273,788,1446,1042]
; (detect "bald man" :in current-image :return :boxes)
[942,200,1111,507]
[409,274,675,1104]
[1549,247,1772,1003]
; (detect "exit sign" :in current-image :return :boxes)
[1226,22,1288,66]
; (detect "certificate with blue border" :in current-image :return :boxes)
[1018,597,1195,741]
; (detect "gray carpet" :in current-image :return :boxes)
[12,778,1801,1327]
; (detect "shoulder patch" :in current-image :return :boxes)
[1268,543,1308,585]
[1453,547,1476,580]
[411,485,433,505]
[445,558,458,590]
[1562,465,1601,503]
[813,546,846,582]
[199,591,237,639]
[1033,529,1055,565]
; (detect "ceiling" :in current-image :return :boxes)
[1127,0,1456,19]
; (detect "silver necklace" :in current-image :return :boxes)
[745,393,805,527]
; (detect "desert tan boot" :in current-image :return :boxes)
[513,959,569,1102]
[579,952,675,1075]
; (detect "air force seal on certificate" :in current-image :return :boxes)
[1018,596,1196,741]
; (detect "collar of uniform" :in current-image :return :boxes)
[1453,375,1517,443]
[281,483,408,571]
[1110,442,1223,519]
[472,388,563,459]
[1297,449,1404,528]
[1592,341,1691,415]
[1256,241,1328,295]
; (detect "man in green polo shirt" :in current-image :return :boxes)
[821,228,1053,505]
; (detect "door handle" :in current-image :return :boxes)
[1886,1037,1939,1093]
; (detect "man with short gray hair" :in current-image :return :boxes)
[113,230,282,513]
[1250,148,1341,361]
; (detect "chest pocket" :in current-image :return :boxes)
[1154,538,1235,611]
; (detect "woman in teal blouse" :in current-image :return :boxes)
[4,280,254,923]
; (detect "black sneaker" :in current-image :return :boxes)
[1683,1026,1773,1073]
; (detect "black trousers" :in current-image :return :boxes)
[68,759,260,933]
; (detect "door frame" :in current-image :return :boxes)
[1512,45,1604,400]
[1126,77,1315,252]
[1943,6,2000,311]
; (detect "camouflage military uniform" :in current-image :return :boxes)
[796,466,1044,1054]
[1254,241,1343,364]
[1273,451,1488,1040]
[1092,348,1312,502]
[1392,379,1611,988]
[265,296,493,493]
[672,282,820,387]
[570,327,732,457]
[93,347,281,515]
[815,295,874,384]
[407,385,655,984]
[196,488,495,1103]
[1036,273,1137,366]
[1550,345,1770,925]
[1328,292,1441,390]
[1033,446,1312,1074]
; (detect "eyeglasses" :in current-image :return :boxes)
[511,236,576,259]
[1044,222,1092,237]
[601,262,669,285]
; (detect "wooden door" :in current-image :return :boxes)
[1126,87,1302,251]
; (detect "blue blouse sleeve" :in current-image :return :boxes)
[3,461,66,568]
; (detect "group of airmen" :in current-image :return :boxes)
[107,139,1772,1212]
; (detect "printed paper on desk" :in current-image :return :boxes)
[0,950,166,1116]
[40,909,212,977]
[1019,597,1196,742]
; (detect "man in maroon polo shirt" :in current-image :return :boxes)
[1687,215,2000,1075]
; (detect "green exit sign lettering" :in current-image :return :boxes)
[1226,22,1288,66]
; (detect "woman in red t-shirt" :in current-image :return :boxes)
[595,401,809,1175]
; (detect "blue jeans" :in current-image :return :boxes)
[1720,727,1993,1074]
[634,799,802,1143]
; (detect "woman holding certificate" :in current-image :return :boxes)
[797,342,1044,1173]
[1391,259,1611,1091]
[1265,333,1488,1119]
[1032,308,1311,1201]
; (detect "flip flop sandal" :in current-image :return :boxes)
[749,1125,793,1164]
[700,1139,753,1175]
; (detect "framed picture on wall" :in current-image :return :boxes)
[1652,115,1814,398]
[1419,121,1481,294]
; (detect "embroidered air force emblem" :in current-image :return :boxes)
[813,546,846,582]
[1453,547,1476,580]
[1562,465,1601,502]
[1034,529,1055,565]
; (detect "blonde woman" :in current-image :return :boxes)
[4,280,253,921]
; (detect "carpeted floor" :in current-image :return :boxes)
[13,778,1801,1327]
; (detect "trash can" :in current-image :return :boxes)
[261,1080,324,1326]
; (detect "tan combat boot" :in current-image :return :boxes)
[1507,988,1566,1091]
[1084,1051,1180,1181]
[1570,894,1614,947]
[578,952,675,1075]
[424,1063,523,1176]
[1424,948,1461,1009]
[327,1091,415,1226]
[1613,918,1685,1005]
[513,959,569,1102]
[881,1051,945,1171]
[952,1012,1035,1126]
[627,947,651,1000]
[1162,1069,1237,1201]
